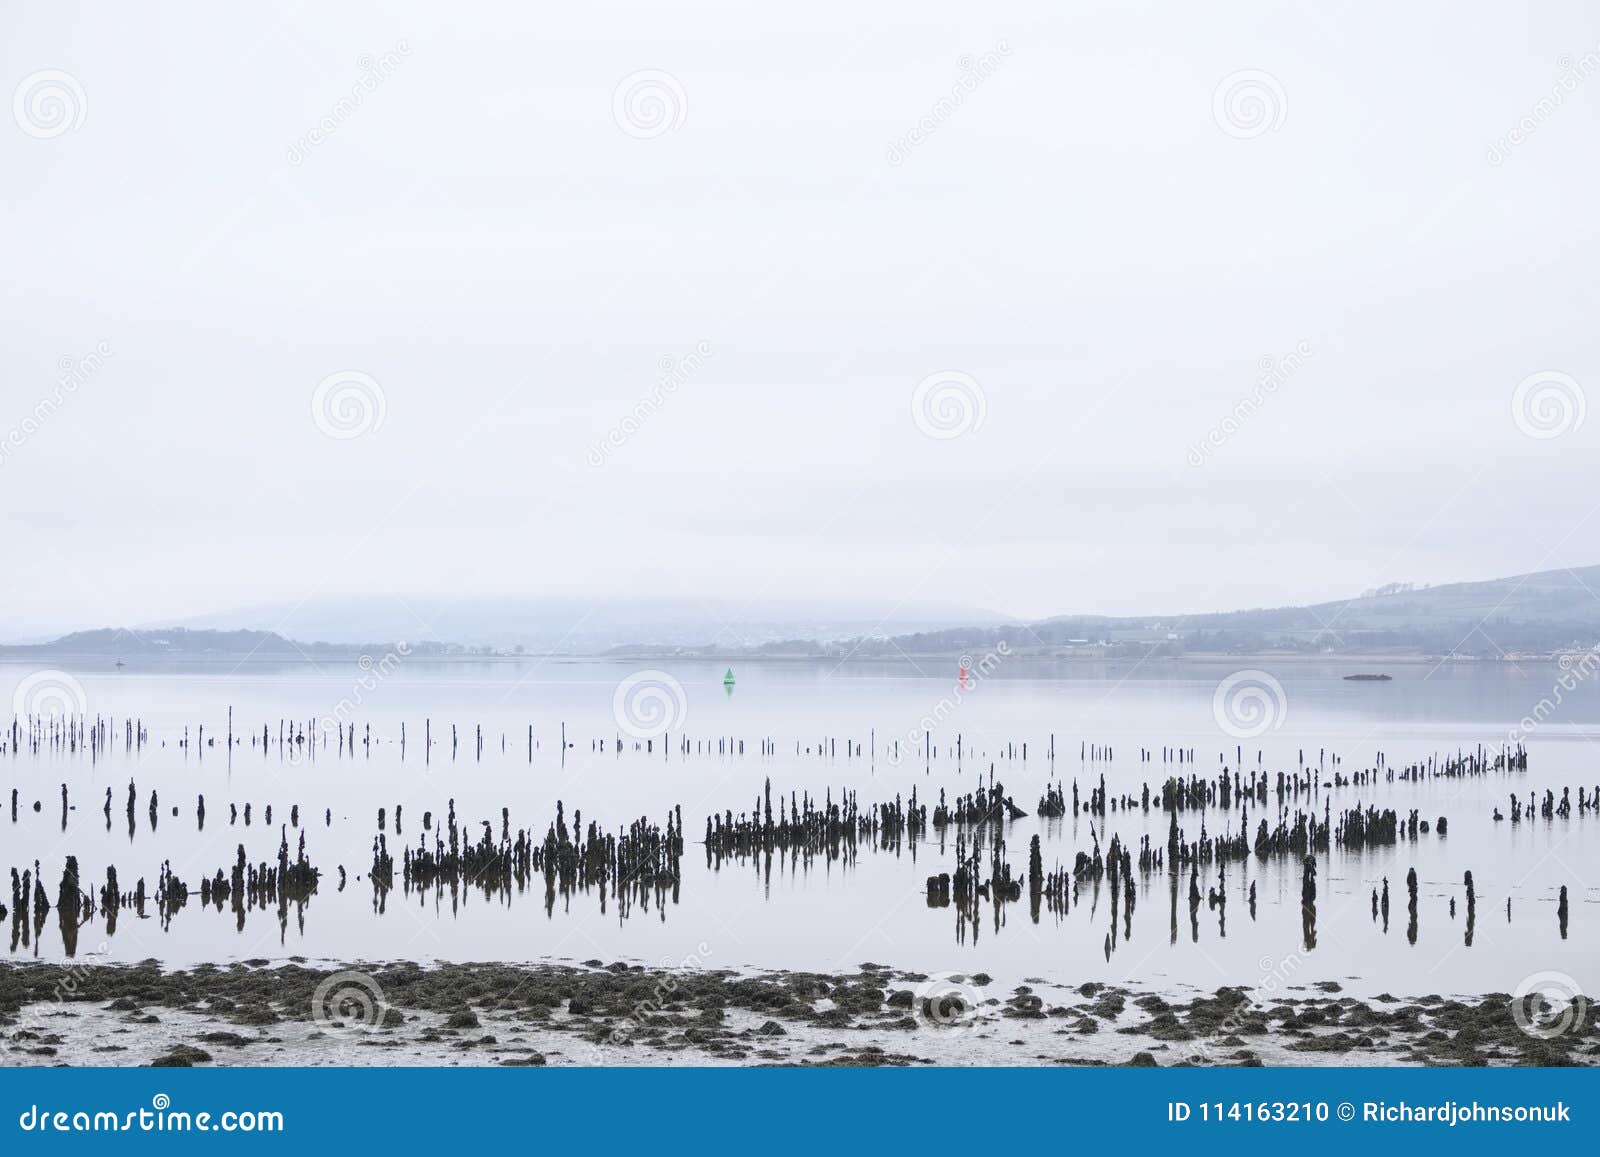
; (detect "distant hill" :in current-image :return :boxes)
[0,628,423,659]
[1263,566,1600,632]
[0,627,299,657]
[613,564,1600,661]
[1134,563,1600,656]
[875,564,1600,661]
[6,567,1597,661]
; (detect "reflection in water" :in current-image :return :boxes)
[2,689,1596,995]
[1407,867,1419,945]
[1300,856,1317,952]
[1465,870,1476,948]
[10,789,695,955]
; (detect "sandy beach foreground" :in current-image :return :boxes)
[3,960,1594,1068]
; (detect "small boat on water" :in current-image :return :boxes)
[1343,673,1391,681]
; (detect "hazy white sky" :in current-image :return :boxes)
[3,3,1598,637]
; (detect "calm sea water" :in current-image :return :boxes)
[3,656,1596,998]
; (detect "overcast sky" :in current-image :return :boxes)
[3,3,1598,638]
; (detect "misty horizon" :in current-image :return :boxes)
[8,556,1600,654]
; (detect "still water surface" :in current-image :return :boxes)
[3,657,1596,998]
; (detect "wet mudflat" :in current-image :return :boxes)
[2,958,1595,1067]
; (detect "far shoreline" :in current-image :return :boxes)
[0,650,1573,668]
